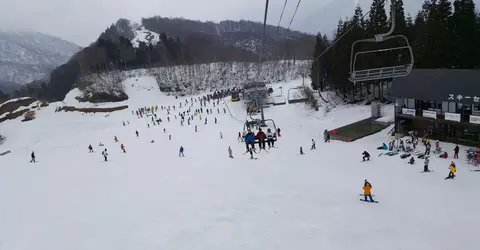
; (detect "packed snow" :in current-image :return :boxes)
[0,78,479,250]
[131,26,161,48]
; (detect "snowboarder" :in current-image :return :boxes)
[30,151,36,163]
[228,146,233,158]
[445,162,456,179]
[362,180,375,202]
[362,151,370,161]
[311,139,316,150]
[88,144,94,153]
[423,156,430,172]
[220,132,223,139]
[179,146,185,157]
[102,149,108,161]
[454,145,459,159]
[425,141,431,155]
[135,130,139,137]
[300,146,304,155]
[120,144,126,153]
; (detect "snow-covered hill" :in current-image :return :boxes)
[0,77,479,250]
[0,30,79,91]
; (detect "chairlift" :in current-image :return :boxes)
[287,86,308,104]
[242,118,278,142]
[349,0,414,83]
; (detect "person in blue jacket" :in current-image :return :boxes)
[244,130,256,151]
[179,146,184,157]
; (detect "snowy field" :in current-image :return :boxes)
[0,78,479,250]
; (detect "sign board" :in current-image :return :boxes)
[402,108,416,116]
[445,112,461,122]
[423,110,437,119]
[470,115,480,125]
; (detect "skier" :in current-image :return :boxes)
[311,139,316,150]
[179,146,185,157]
[300,146,304,155]
[120,144,126,153]
[228,146,234,158]
[362,180,375,202]
[88,144,94,153]
[205,117,207,124]
[30,151,36,163]
[445,162,456,179]
[220,132,223,139]
[123,121,126,126]
[266,128,275,148]
[214,117,217,124]
[454,145,459,159]
[114,136,118,142]
[102,149,108,161]
[256,128,266,150]
[423,156,430,172]
[135,130,139,137]
[277,128,281,137]
[362,151,370,161]
[247,146,257,159]
[195,125,198,132]
[408,157,415,165]
[169,134,172,140]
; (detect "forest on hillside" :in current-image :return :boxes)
[311,0,480,102]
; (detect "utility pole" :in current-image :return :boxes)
[256,0,269,125]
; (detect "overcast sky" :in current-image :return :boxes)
[0,0,476,46]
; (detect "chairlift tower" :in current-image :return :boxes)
[255,0,269,126]
[349,0,414,83]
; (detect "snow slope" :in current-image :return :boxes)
[0,78,479,250]
[131,26,161,48]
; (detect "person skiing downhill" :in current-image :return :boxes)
[362,180,375,202]
[30,151,36,163]
[114,136,118,142]
[88,144,94,153]
[135,130,139,137]
[179,146,184,157]
[220,132,223,139]
[228,146,234,158]
[311,139,316,150]
[120,144,126,153]
[102,149,108,161]
[362,151,370,161]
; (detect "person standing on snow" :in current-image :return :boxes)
[179,146,185,157]
[88,144,94,153]
[220,132,223,139]
[120,144,126,153]
[30,151,36,163]
[277,128,281,137]
[425,141,431,155]
[311,139,316,150]
[454,145,459,159]
[214,117,217,124]
[362,180,375,202]
[228,146,233,158]
[135,130,139,137]
[169,134,172,140]
[300,146,304,155]
[362,151,370,161]
[423,156,430,172]
[195,125,198,132]
[102,149,108,161]
[114,136,118,142]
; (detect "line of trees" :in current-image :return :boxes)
[311,0,480,102]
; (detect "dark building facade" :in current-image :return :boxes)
[391,69,480,146]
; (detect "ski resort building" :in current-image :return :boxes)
[392,69,480,145]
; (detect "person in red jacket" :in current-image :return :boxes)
[135,130,139,137]
[256,128,266,150]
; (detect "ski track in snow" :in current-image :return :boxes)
[0,77,479,250]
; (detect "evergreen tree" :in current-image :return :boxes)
[452,0,477,68]
[367,0,388,36]
[310,33,329,91]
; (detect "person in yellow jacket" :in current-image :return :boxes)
[363,180,375,202]
[446,162,456,179]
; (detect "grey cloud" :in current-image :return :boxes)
[0,0,477,46]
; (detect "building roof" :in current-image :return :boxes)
[391,69,480,104]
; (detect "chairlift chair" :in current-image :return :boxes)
[349,0,414,83]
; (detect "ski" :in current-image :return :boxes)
[360,199,379,203]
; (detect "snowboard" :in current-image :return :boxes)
[420,170,434,173]
[360,199,379,203]
[470,169,480,172]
